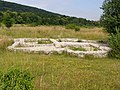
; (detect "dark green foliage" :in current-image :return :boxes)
[0,12,3,22]
[0,68,34,90]
[100,0,120,34]
[74,26,80,31]
[65,24,80,31]
[0,0,1,7]
[108,29,120,59]
[0,1,99,27]
[65,24,77,29]
[2,11,15,28]
[3,18,14,28]
[101,0,120,59]
[0,71,3,79]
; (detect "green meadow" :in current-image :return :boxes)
[0,26,120,90]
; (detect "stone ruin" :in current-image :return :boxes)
[8,38,111,58]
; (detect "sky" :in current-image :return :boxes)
[4,0,104,20]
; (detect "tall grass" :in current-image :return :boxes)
[0,25,108,40]
[0,25,119,90]
[0,51,120,90]
[0,35,13,50]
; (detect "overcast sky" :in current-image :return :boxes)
[4,0,104,20]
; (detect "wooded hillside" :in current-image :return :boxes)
[0,1,100,26]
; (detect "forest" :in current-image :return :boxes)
[0,0,100,26]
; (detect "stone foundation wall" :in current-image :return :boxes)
[8,38,111,58]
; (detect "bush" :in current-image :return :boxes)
[2,11,15,29]
[3,18,15,29]
[74,26,80,31]
[108,29,120,59]
[0,68,34,90]
[65,24,80,31]
[100,0,120,34]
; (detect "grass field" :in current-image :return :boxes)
[0,25,108,40]
[0,26,120,90]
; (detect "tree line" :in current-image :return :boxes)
[0,10,100,28]
[0,0,100,27]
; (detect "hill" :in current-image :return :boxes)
[0,1,99,26]
[0,1,59,16]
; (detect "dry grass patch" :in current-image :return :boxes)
[0,35,13,50]
[0,26,108,40]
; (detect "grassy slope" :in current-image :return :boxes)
[0,26,120,90]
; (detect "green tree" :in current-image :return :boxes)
[101,0,120,59]
[108,29,120,59]
[100,0,120,34]
[3,11,15,29]
[16,15,23,24]
[0,0,1,6]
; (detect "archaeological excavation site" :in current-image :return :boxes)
[8,38,111,58]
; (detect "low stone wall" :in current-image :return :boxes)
[8,38,111,58]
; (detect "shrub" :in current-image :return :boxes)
[108,29,120,59]
[2,11,15,29]
[65,24,80,31]
[3,18,15,29]
[0,68,34,90]
[100,0,120,34]
[74,26,80,31]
